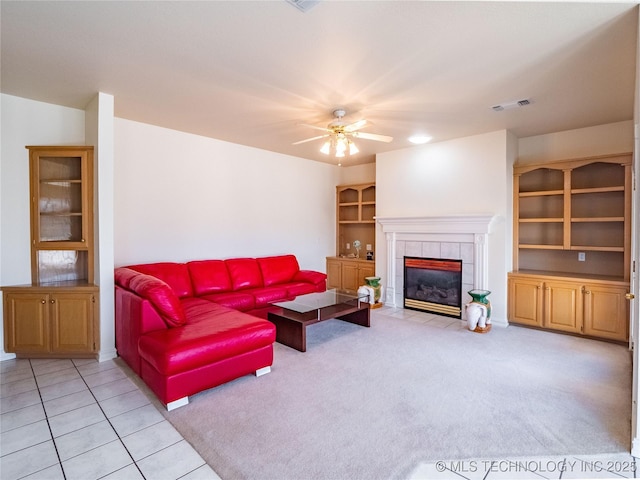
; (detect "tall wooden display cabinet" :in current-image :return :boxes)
[2,146,99,358]
[326,183,376,294]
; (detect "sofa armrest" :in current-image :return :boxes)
[293,270,327,286]
[115,285,168,375]
[115,268,186,327]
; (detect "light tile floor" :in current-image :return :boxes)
[0,307,637,480]
[0,357,221,480]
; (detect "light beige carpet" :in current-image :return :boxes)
[162,309,631,480]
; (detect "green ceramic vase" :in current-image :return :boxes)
[365,276,382,303]
[468,289,491,320]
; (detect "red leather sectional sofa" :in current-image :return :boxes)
[114,254,326,409]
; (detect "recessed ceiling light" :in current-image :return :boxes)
[408,135,432,145]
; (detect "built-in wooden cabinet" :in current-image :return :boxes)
[326,257,375,294]
[2,146,99,358]
[508,272,628,342]
[3,285,99,357]
[509,153,632,342]
[327,182,376,293]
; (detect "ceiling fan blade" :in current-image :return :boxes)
[344,119,367,132]
[292,134,329,145]
[353,132,393,143]
[300,123,331,133]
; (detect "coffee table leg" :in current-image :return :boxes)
[268,313,306,352]
[337,307,370,327]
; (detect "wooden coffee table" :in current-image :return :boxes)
[268,289,370,352]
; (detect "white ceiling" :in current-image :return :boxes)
[1,1,638,165]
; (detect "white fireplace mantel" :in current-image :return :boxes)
[376,214,497,309]
[376,214,496,234]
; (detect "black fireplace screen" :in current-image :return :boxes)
[404,256,462,318]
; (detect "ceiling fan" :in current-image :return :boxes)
[293,109,393,160]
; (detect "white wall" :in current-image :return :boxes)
[375,130,512,323]
[518,120,634,164]
[114,118,339,272]
[0,94,85,360]
[339,163,376,185]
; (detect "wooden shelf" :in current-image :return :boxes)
[513,153,632,280]
[519,190,564,197]
[510,153,631,342]
[571,217,624,222]
[570,245,624,252]
[519,218,563,223]
[334,182,376,263]
[571,186,624,194]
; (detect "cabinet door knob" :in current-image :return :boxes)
[41,299,46,304]
[626,293,636,300]
[50,299,55,304]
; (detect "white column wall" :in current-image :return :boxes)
[85,93,117,361]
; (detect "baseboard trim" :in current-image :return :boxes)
[98,349,118,363]
[0,352,17,362]
[632,437,640,458]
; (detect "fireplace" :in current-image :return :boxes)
[404,257,462,318]
[376,215,497,319]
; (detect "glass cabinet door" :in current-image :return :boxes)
[35,155,86,244]
[28,146,94,284]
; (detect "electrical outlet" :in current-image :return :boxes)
[366,244,372,250]
[346,243,350,250]
[578,252,586,262]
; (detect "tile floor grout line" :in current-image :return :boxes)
[29,359,68,480]
[71,359,148,480]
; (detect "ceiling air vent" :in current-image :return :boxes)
[285,0,320,12]
[491,98,531,112]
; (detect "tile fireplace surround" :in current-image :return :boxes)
[376,215,496,314]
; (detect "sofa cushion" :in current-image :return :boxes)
[187,260,232,296]
[257,255,299,287]
[225,258,263,291]
[200,292,256,312]
[180,297,234,324]
[283,282,319,297]
[246,286,290,307]
[138,313,276,375]
[128,274,186,327]
[128,262,194,298]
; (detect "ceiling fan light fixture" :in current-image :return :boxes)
[294,108,390,161]
[320,140,331,155]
